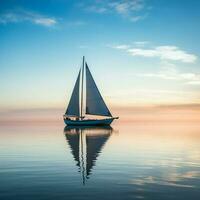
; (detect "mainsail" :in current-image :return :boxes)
[85,63,112,117]
[65,70,81,117]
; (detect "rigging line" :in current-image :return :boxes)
[80,56,84,119]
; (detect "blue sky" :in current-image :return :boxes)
[0,0,200,110]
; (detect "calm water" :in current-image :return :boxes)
[0,122,200,200]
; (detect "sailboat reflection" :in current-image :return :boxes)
[64,126,112,184]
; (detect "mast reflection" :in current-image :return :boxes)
[64,126,112,184]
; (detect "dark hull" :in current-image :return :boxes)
[64,118,115,126]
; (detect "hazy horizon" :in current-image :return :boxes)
[1,104,200,125]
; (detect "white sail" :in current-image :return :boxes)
[85,63,112,117]
[65,70,81,117]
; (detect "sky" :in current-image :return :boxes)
[0,0,200,113]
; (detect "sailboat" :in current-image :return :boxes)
[64,126,112,184]
[63,56,118,126]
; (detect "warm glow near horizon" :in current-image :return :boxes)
[0,105,200,125]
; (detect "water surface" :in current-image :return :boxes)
[0,122,200,199]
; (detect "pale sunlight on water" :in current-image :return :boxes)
[0,122,200,200]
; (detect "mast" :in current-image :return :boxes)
[80,56,84,120]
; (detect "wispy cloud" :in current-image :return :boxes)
[187,81,200,85]
[134,41,149,47]
[111,42,199,85]
[112,44,197,63]
[128,46,197,63]
[139,71,200,84]
[109,0,145,14]
[112,44,130,49]
[137,62,200,85]
[130,14,146,22]
[80,0,148,22]
[0,9,57,27]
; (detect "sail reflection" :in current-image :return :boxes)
[64,126,112,184]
